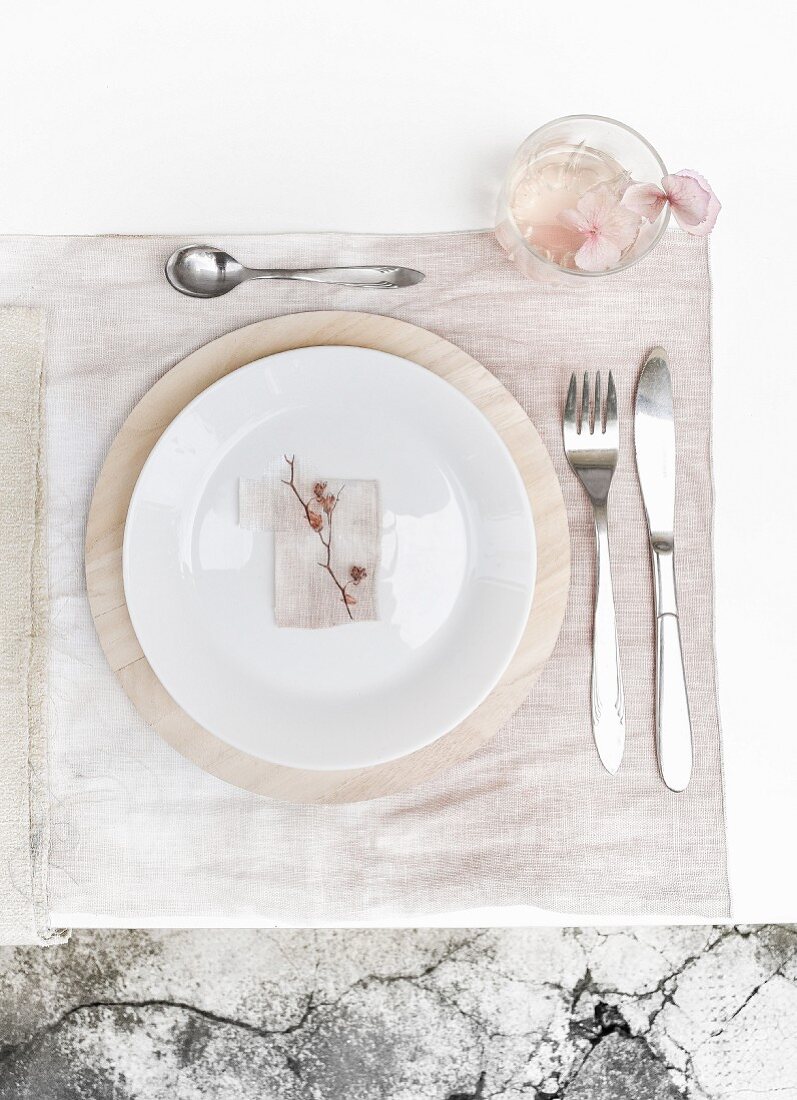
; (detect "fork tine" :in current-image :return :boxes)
[564,373,577,436]
[581,371,590,434]
[606,371,618,434]
[594,371,602,434]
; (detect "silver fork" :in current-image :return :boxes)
[563,371,625,774]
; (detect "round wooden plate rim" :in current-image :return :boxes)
[86,310,570,804]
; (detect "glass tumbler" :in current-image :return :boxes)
[496,115,670,285]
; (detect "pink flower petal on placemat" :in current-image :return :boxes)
[623,181,668,222]
[667,169,721,236]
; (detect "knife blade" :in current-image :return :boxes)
[634,347,693,791]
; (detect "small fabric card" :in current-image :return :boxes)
[240,456,380,629]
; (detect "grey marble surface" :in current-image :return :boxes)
[0,927,795,1099]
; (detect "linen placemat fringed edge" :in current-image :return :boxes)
[0,307,67,944]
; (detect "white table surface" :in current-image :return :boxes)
[5,0,795,926]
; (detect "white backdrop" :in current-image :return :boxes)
[2,0,795,924]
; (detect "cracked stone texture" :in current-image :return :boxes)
[0,926,795,1099]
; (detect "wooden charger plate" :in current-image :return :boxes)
[86,311,570,804]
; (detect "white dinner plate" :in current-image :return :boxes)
[123,346,536,770]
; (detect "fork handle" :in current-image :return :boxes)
[591,502,625,773]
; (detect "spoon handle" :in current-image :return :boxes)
[244,266,424,289]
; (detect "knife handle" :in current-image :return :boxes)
[651,547,693,791]
[590,502,625,774]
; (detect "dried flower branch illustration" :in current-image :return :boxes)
[282,455,367,621]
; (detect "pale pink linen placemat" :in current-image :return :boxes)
[0,230,728,922]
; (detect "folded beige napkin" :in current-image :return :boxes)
[0,308,64,945]
[240,457,380,628]
[0,230,728,929]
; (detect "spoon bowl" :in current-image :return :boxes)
[166,246,246,298]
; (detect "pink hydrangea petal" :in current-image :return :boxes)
[559,185,641,270]
[574,233,622,273]
[558,206,589,234]
[662,171,711,227]
[560,186,639,242]
[622,181,667,222]
[669,169,720,236]
[602,201,641,251]
[577,185,618,226]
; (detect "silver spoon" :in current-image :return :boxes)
[165,245,425,298]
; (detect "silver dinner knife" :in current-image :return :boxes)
[634,347,693,791]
